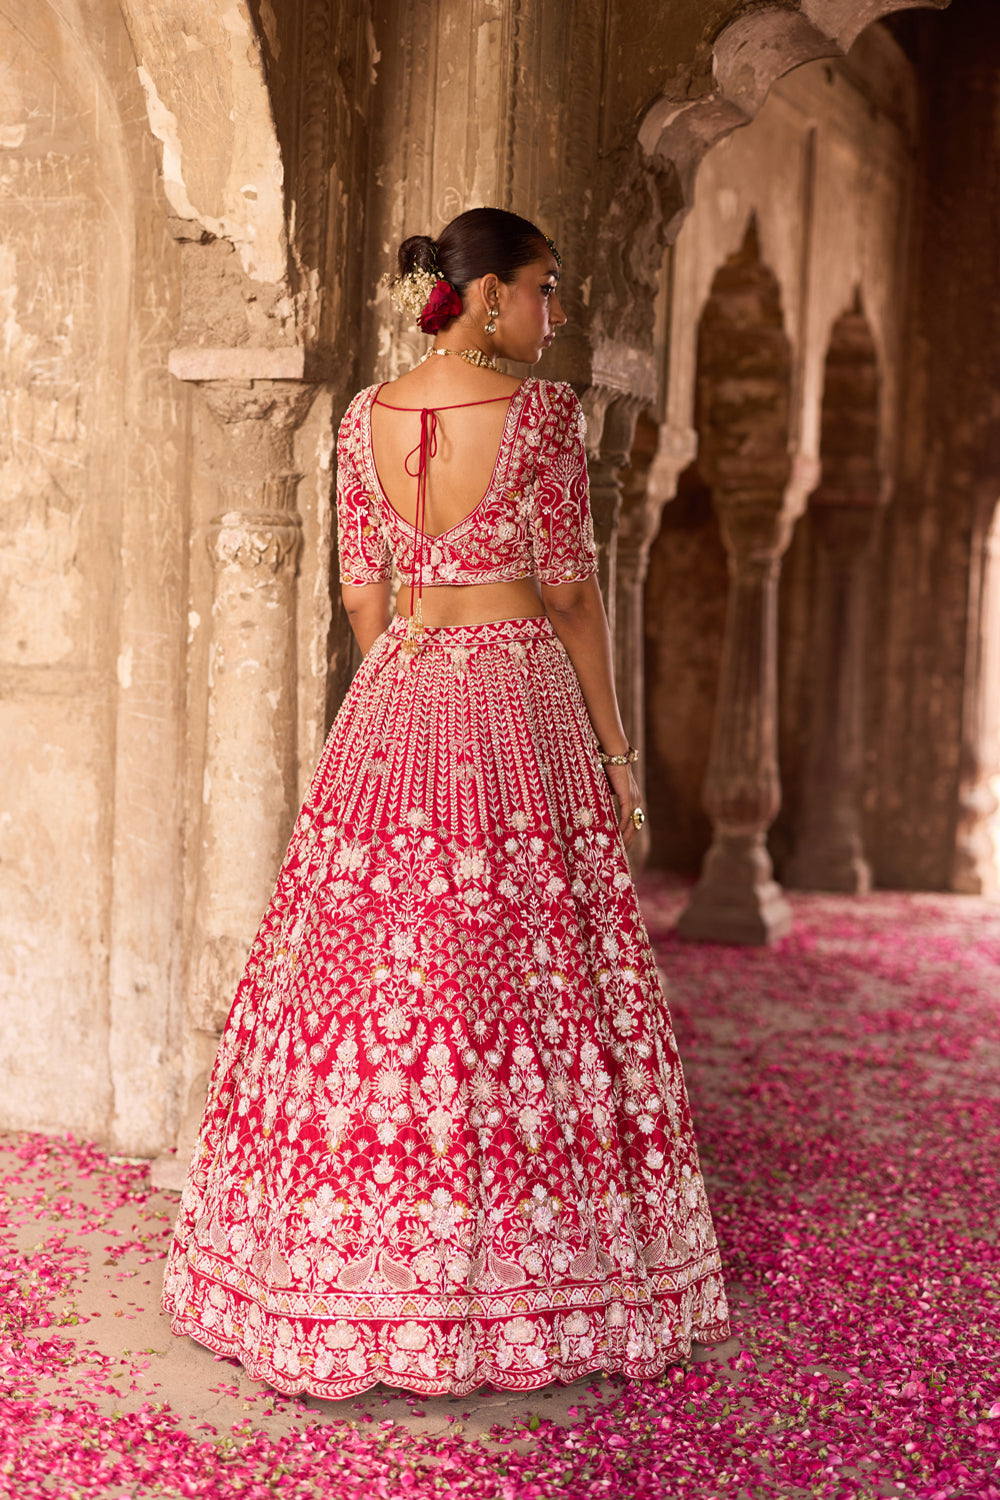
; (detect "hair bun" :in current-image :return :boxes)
[397,234,438,278]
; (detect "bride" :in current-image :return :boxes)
[162,205,730,1397]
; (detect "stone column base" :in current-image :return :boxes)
[677,834,792,945]
[784,850,872,894]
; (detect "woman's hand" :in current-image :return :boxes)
[604,762,644,852]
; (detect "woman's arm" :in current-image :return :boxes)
[540,573,643,850]
[342,581,393,655]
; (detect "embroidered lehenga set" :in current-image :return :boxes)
[162,376,730,1397]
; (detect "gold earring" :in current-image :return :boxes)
[485,307,498,336]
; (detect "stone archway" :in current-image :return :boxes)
[587,0,947,362]
[584,0,946,716]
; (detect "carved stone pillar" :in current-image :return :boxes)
[676,220,802,944]
[785,496,881,892]
[952,486,1000,895]
[616,420,698,865]
[588,453,624,634]
[676,497,795,944]
[786,294,884,893]
[152,359,318,1188]
[582,393,642,634]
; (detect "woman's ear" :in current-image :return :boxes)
[478,272,500,309]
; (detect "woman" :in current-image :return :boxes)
[162,207,730,1398]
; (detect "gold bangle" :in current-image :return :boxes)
[598,745,638,766]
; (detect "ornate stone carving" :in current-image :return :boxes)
[581,389,644,633]
[677,223,797,944]
[207,508,304,574]
[592,145,686,356]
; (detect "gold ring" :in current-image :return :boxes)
[631,807,645,830]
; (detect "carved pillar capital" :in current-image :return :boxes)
[194,375,319,434]
[207,506,304,575]
[712,493,794,574]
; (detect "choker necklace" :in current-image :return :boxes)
[419,346,498,372]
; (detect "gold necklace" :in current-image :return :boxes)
[419,346,498,372]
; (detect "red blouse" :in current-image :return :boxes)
[336,378,598,590]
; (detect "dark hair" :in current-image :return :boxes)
[397,207,550,296]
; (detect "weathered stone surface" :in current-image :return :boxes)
[0,0,187,1154]
[120,0,287,285]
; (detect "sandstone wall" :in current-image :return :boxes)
[0,0,187,1149]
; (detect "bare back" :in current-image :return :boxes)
[369,363,545,626]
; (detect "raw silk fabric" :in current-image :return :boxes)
[162,615,729,1397]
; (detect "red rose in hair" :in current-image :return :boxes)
[418,278,463,333]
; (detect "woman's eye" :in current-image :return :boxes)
[541,284,555,297]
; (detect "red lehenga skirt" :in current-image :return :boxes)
[162,614,730,1397]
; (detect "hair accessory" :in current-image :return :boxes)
[599,745,638,766]
[485,306,498,336]
[419,347,499,371]
[385,267,439,318]
[544,234,562,268]
[385,251,463,334]
[418,280,463,333]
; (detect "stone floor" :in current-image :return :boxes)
[7,1143,734,1449]
[3,882,999,1497]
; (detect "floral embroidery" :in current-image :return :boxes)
[163,615,728,1398]
[335,380,598,589]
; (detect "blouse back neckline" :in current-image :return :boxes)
[367,379,532,543]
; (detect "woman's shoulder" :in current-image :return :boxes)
[337,384,380,452]
[521,377,586,442]
[342,383,380,420]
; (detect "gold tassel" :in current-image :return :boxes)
[401,598,425,661]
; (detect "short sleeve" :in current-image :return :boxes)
[529,385,598,585]
[336,393,392,586]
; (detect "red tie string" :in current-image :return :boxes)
[403,407,439,621]
[372,389,518,640]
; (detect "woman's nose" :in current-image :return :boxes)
[552,294,567,327]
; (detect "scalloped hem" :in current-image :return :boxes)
[164,1304,733,1401]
